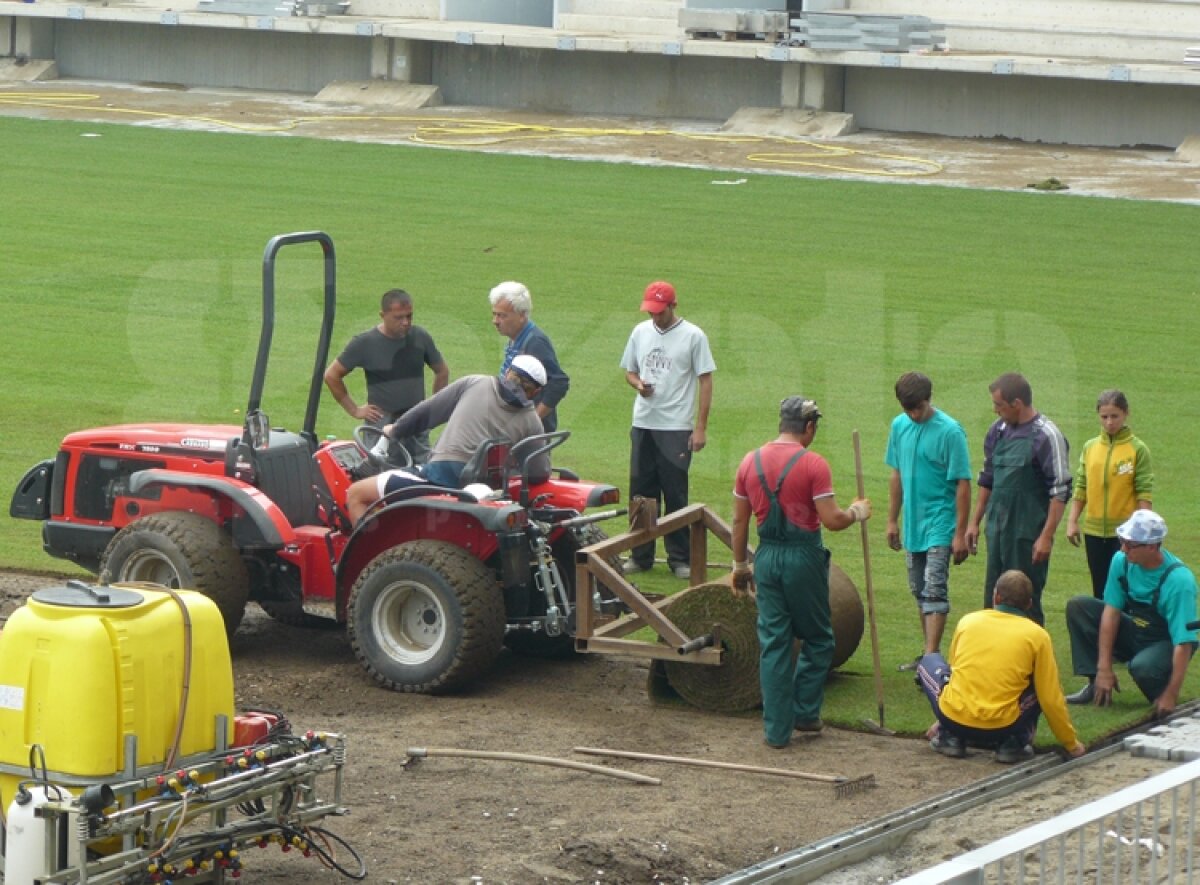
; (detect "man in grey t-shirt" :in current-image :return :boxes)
[324,288,449,465]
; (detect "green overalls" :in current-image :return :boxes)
[1067,562,1184,702]
[985,432,1051,625]
[752,449,834,746]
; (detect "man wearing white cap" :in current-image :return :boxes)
[344,356,550,518]
[1064,509,1198,715]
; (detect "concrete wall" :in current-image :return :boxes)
[846,66,1200,148]
[441,0,552,27]
[53,20,370,91]
[432,44,783,119]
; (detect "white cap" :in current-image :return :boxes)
[1116,510,1167,545]
[510,354,547,387]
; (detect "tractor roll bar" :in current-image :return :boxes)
[247,231,337,446]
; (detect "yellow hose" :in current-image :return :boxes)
[0,89,944,176]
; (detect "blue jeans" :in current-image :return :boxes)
[906,546,951,616]
[421,459,466,488]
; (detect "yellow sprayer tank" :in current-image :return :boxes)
[0,581,234,812]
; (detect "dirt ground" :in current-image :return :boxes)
[2,84,1196,883]
[2,80,1199,203]
[0,569,1175,883]
[1,568,1002,883]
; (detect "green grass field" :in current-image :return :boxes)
[3,114,1199,746]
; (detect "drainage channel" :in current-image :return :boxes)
[713,702,1200,884]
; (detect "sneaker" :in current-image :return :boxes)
[764,737,789,750]
[1065,681,1095,705]
[671,564,691,580]
[897,655,922,672]
[622,559,652,575]
[994,736,1035,764]
[930,732,966,758]
[794,720,824,734]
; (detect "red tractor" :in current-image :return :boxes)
[10,232,622,693]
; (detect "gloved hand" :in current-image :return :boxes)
[731,562,755,595]
[847,498,871,523]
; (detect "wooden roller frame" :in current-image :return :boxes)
[573,500,734,667]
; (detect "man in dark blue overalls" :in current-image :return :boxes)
[1064,510,1198,716]
[965,373,1072,626]
[731,396,871,749]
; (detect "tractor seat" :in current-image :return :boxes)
[457,437,512,490]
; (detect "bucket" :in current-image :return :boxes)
[5,785,79,885]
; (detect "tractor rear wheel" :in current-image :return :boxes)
[99,512,250,636]
[348,540,504,693]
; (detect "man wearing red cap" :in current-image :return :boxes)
[620,281,716,579]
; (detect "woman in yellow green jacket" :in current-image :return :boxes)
[1066,389,1154,597]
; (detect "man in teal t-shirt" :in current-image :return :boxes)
[1065,509,1198,715]
[886,372,972,669]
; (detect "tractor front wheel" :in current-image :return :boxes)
[99,512,250,636]
[347,541,504,693]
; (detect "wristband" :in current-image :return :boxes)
[732,561,750,573]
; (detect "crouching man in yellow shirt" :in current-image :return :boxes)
[916,569,1087,763]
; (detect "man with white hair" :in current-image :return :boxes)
[344,355,551,519]
[1064,509,1198,715]
[489,281,570,432]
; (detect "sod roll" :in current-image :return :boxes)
[662,583,761,713]
[660,565,865,713]
[829,563,865,670]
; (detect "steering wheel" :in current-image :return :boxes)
[353,425,413,471]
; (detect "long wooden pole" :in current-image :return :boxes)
[404,747,661,785]
[573,746,848,783]
[852,430,887,731]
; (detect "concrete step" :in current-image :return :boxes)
[349,0,438,17]
[847,0,1200,32]
[944,24,1198,64]
[557,0,681,19]
[556,12,683,36]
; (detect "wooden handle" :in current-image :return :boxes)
[406,747,661,785]
[852,430,887,729]
[573,747,845,783]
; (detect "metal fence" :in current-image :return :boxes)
[896,757,1200,884]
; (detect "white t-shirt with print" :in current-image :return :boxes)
[620,318,716,431]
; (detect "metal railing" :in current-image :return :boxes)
[897,756,1200,884]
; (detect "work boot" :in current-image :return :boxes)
[622,559,652,575]
[1066,681,1095,705]
[930,732,966,758]
[994,736,1035,764]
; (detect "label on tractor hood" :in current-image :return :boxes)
[0,685,24,711]
[180,438,229,450]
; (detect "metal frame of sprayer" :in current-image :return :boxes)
[3,719,353,884]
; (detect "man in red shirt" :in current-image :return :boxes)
[731,396,871,749]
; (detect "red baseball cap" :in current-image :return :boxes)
[641,281,677,314]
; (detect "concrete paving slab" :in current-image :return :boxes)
[721,105,857,138]
[314,80,442,108]
[0,59,58,82]
[1124,709,1200,761]
[1176,134,1200,164]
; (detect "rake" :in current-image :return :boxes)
[573,747,876,799]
